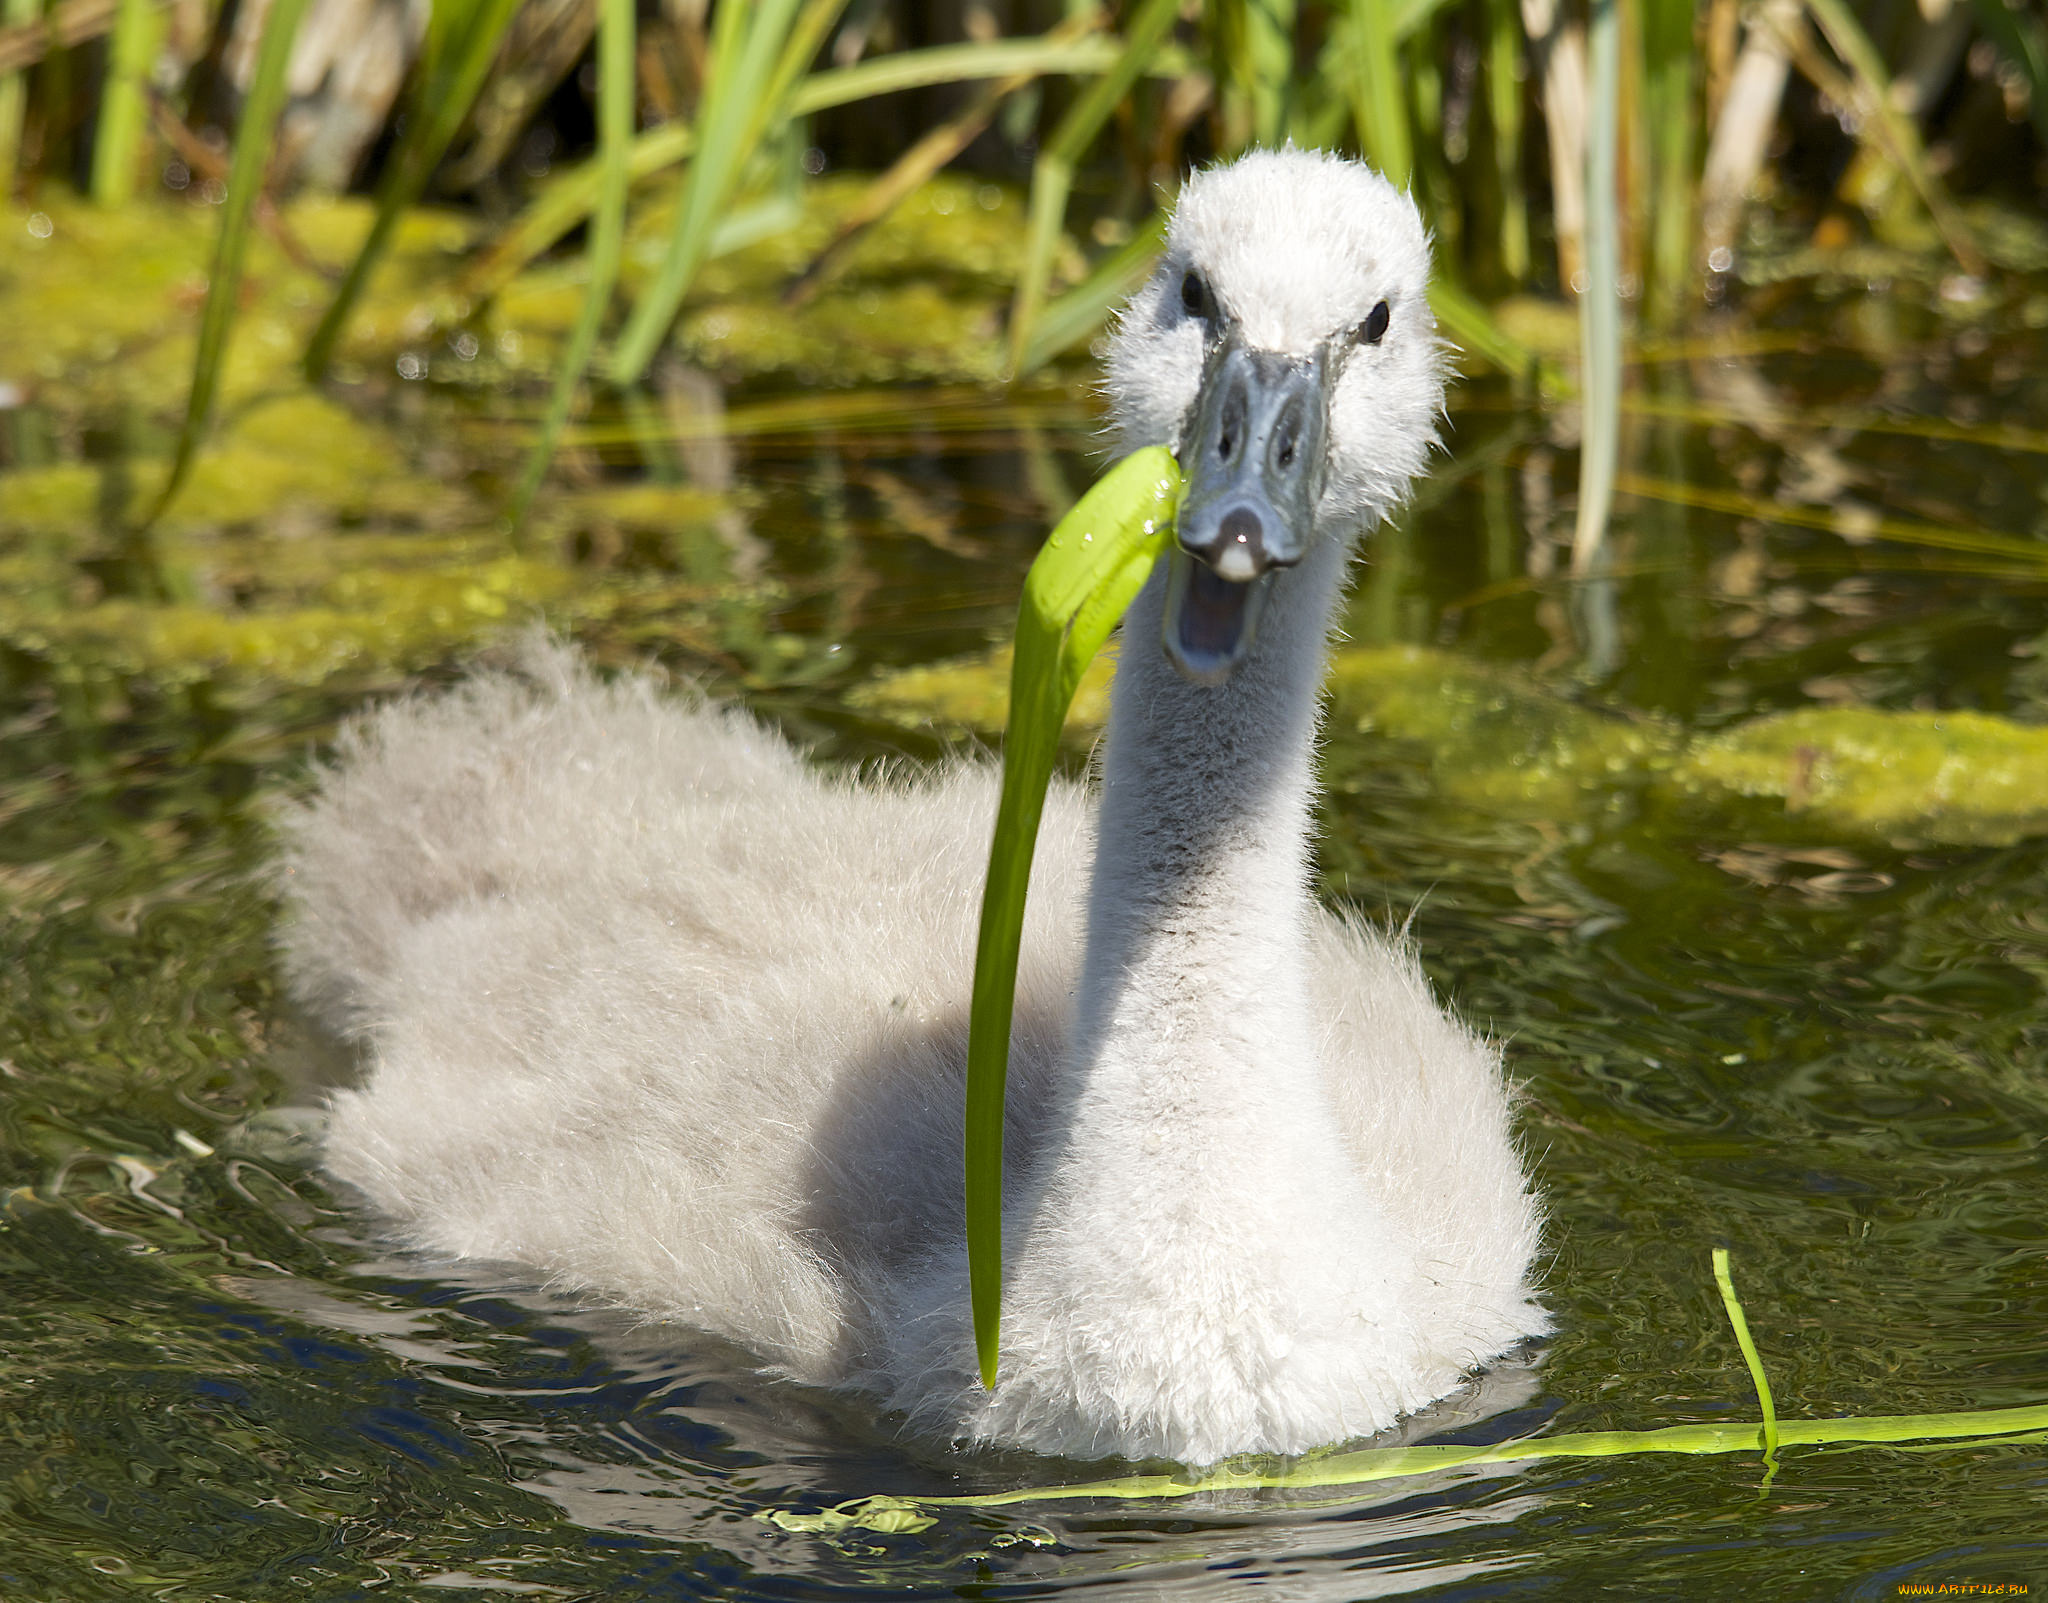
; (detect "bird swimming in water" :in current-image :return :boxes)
[277,146,1546,1467]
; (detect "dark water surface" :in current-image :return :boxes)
[6,276,2048,1598]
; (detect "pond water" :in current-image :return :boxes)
[5,239,2048,1598]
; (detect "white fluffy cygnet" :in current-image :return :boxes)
[277,148,1546,1467]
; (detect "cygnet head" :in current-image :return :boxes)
[1104,148,1445,684]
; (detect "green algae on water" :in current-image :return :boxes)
[1673,706,2048,847]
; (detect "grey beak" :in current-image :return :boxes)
[1175,334,1332,582]
[1162,334,1333,686]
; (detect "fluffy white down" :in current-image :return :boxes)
[278,149,1546,1466]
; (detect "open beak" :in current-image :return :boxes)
[1163,333,1334,686]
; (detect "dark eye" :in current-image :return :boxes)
[1357,300,1391,345]
[1180,271,1209,319]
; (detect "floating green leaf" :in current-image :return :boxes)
[966,444,1183,1389]
[766,1252,2048,1528]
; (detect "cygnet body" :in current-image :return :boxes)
[278,148,1546,1467]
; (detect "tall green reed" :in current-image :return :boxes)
[88,0,160,206]
[149,0,312,524]
[18,0,2042,529]
[506,0,633,531]
[304,0,529,381]
[607,0,847,386]
[1007,0,1179,377]
[0,0,40,185]
[1571,0,1620,578]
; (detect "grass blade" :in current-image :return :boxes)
[1616,473,2048,570]
[1007,0,1180,375]
[1967,0,2048,148]
[967,445,1183,1387]
[457,123,695,305]
[146,0,310,525]
[1484,0,1528,282]
[0,0,41,182]
[505,0,634,531]
[1712,1248,1780,1462]
[1799,0,1985,276]
[1429,275,1542,382]
[462,30,1165,308]
[775,1401,2048,1530]
[799,32,1180,107]
[303,0,527,382]
[1570,0,1620,576]
[1016,206,1166,375]
[785,9,1104,306]
[1343,0,1410,187]
[1640,0,1695,323]
[607,0,832,387]
[88,0,160,204]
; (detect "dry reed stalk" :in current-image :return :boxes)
[1698,0,1798,273]
[1521,0,1588,292]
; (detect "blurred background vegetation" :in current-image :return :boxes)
[3,0,2045,521]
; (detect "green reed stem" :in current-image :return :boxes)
[0,0,39,184]
[1713,1247,1780,1461]
[1007,0,1179,375]
[89,0,160,205]
[1484,0,1527,283]
[505,0,634,532]
[1640,0,1694,325]
[607,0,837,386]
[1344,0,1411,188]
[1570,0,1620,577]
[1801,0,1984,277]
[1241,0,1297,146]
[148,0,311,526]
[304,0,526,382]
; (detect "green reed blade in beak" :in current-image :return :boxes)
[966,444,1183,1390]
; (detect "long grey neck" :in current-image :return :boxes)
[1065,532,1353,1114]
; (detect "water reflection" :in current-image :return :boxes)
[3,265,2048,1594]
